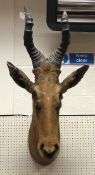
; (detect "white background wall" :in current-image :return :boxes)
[0,1,95,175]
[0,0,95,115]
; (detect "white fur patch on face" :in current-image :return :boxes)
[43,146,55,153]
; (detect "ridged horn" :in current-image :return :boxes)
[48,11,70,68]
[23,7,45,68]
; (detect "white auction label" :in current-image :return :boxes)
[19,12,25,20]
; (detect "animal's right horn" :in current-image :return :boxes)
[48,11,70,68]
[23,7,45,68]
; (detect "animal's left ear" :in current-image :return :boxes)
[60,65,89,93]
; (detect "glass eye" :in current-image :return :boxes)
[32,90,37,98]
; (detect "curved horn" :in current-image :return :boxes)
[48,11,70,68]
[24,7,45,68]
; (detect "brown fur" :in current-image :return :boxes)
[7,60,89,166]
[29,60,61,165]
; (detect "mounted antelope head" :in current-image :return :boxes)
[7,8,89,165]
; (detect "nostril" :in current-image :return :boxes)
[55,144,59,151]
[40,144,44,150]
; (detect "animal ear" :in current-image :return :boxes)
[61,65,89,93]
[7,62,35,93]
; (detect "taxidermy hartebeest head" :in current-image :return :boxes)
[7,8,89,165]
